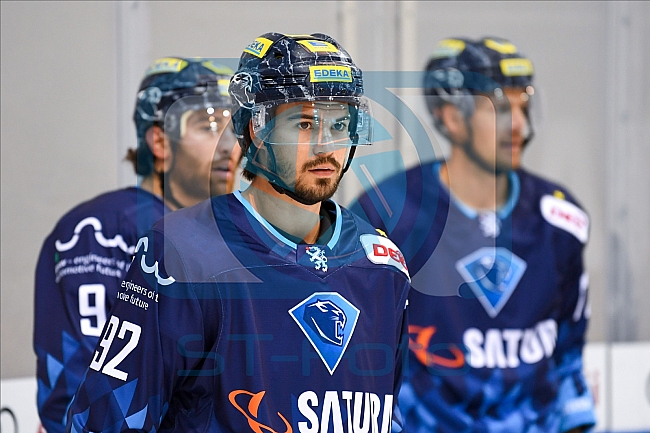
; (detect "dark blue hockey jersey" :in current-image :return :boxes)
[351,161,596,433]
[66,192,411,433]
[34,187,168,433]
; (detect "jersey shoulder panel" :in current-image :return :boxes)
[342,206,411,282]
[354,160,444,231]
[54,187,159,222]
[517,169,589,244]
[50,187,167,254]
[149,196,259,284]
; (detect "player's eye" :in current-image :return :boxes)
[331,121,348,132]
[297,121,313,130]
[197,121,217,132]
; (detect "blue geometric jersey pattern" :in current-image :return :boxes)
[351,160,596,433]
[33,187,168,433]
[66,192,411,433]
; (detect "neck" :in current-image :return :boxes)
[441,150,510,211]
[242,177,322,244]
[139,172,185,211]
[164,176,203,210]
[139,172,165,196]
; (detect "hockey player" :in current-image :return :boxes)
[33,57,236,433]
[66,33,410,433]
[351,37,596,432]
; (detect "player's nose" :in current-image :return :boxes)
[511,105,527,136]
[216,124,237,155]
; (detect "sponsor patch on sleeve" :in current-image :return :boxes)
[360,234,410,280]
[540,195,589,243]
[244,37,273,58]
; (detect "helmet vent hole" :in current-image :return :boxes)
[274,52,284,59]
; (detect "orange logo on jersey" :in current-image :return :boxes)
[229,389,292,433]
[408,325,465,368]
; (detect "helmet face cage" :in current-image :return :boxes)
[229,33,367,193]
[162,80,232,145]
[132,58,234,176]
[249,97,372,147]
[423,37,536,146]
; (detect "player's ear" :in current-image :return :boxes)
[226,144,243,194]
[438,104,469,145]
[248,121,263,149]
[146,125,173,173]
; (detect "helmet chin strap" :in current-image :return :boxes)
[158,170,185,210]
[453,117,510,176]
[269,182,321,206]
[251,141,357,207]
[253,141,314,204]
[462,108,535,173]
[158,140,186,210]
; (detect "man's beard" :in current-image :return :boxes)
[293,155,343,203]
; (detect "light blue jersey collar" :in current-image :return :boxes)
[234,190,342,250]
[434,163,520,220]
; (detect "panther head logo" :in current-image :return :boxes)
[303,299,346,346]
[229,72,255,108]
[474,255,511,293]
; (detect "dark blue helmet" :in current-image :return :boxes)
[229,33,370,203]
[132,57,233,176]
[423,37,536,148]
[423,37,534,116]
[229,32,363,129]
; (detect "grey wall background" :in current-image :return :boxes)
[2,1,649,379]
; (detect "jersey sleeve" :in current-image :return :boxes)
[390,287,410,433]
[552,215,597,432]
[33,233,72,433]
[65,230,205,433]
[33,226,131,433]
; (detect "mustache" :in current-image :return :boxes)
[301,155,342,172]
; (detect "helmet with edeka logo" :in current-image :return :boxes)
[132,57,234,176]
[229,33,371,203]
[423,37,536,147]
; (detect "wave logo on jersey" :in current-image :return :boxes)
[456,247,527,318]
[289,293,360,374]
[55,216,135,254]
[229,389,292,433]
[134,237,175,286]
